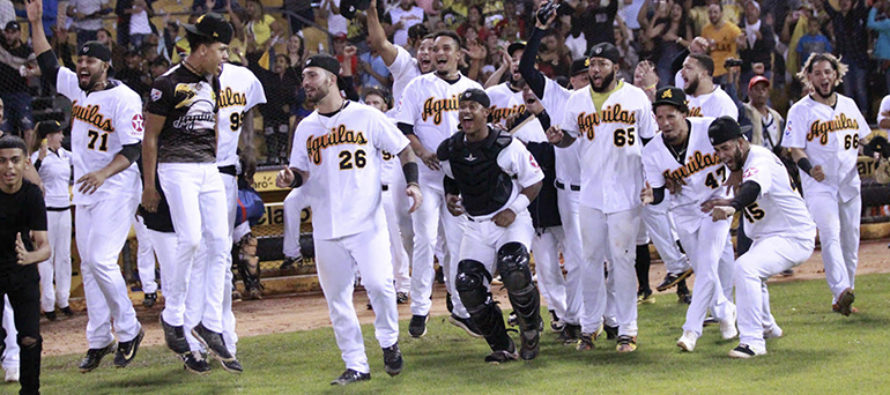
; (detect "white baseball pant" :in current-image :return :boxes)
[806,192,860,302]
[578,206,642,337]
[555,187,584,326]
[530,226,567,322]
[185,172,240,354]
[677,217,736,336]
[315,214,397,374]
[735,236,814,351]
[604,260,618,329]
[75,195,142,348]
[382,176,413,295]
[642,204,689,274]
[133,217,158,295]
[37,208,72,313]
[282,188,307,259]
[1,297,17,371]
[158,163,230,332]
[411,186,468,318]
[460,211,535,274]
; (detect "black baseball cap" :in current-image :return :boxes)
[507,42,526,57]
[708,116,743,146]
[37,120,62,139]
[79,41,112,62]
[184,12,233,45]
[570,58,589,76]
[459,88,490,108]
[340,0,371,19]
[304,54,341,76]
[652,87,688,113]
[587,42,620,64]
[4,21,19,31]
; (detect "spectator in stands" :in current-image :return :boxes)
[284,34,306,69]
[117,50,151,97]
[359,39,392,89]
[14,0,58,40]
[283,0,313,34]
[384,0,427,47]
[457,5,491,43]
[796,18,831,72]
[0,21,36,151]
[642,1,691,87]
[738,0,775,98]
[404,23,429,57]
[574,0,618,49]
[248,52,298,164]
[115,0,155,50]
[615,22,639,82]
[96,28,128,73]
[148,56,170,79]
[562,13,586,61]
[868,0,890,94]
[66,0,112,47]
[494,0,525,39]
[701,2,741,82]
[245,0,276,47]
[824,0,870,114]
[743,76,785,152]
[536,30,572,78]
[322,0,348,37]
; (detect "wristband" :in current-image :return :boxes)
[289,171,303,188]
[796,157,813,175]
[509,194,531,214]
[402,162,419,185]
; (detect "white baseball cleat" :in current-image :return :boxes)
[4,367,18,383]
[763,325,784,339]
[720,306,738,340]
[676,331,697,352]
[728,343,767,359]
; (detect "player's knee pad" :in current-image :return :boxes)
[496,243,541,330]
[456,259,491,309]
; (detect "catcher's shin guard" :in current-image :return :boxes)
[236,234,263,298]
[497,242,541,331]
[456,259,512,352]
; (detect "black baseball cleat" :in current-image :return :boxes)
[45,311,57,321]
[191,323,235,363]
[448,314,483,338]
[835,288,855,317]
[656,269,694,291]
[382,343,403,376]
[677,291,692,305]
[604,324,619,340]
[331,369,371,385]
[484,340,519,364]
[221,358,244,374]
[408,314,429,338]
[114,329,145,368]
[279,256,303,271]
[143,292,157,308]
[160,316,190,354]
[557,323,581,345]
[182,351,211,375]
[60,306,74,317]
[549,310,565,332]
[519,326,541,360]
[396,292,409,304]
[78,341,116,373]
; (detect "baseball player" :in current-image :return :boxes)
[518,14,587,343]
[680,53,738,120]
[182,52,266,374]
[395,30,483,338]
[547,42,658,353]
[485,42,527,128]
[784,53,864,316]
[366,0,433,104]
[276,54,421,385]
[705,116,816,358]
[133,214,159,308]
[29,0,146,372]
[439,88,544,362]
[364,88,412,302]
[641,87,738,352]
[141,13,237,368]
[282,188,308,270]
[29,121,74,320]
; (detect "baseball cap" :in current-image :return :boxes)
[652,87,688,113]
[708,116,743,146]
[507,42,526,57]
[340,0,371,19]
[587,42,620,64]
[4,21,19,31]
[79,41,113,63]
[37,120,62,139]
[184,12,233,45]
[747,75,770,91]
[459,88,490,108]
[570,58,589,76]
[304,54,341,76]
[333,33,348,41]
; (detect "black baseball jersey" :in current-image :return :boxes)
[147,64,221,163]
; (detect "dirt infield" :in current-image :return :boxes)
[40,239,890,357]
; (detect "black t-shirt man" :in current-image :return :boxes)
[0,180,46,275]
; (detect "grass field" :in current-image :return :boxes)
[27,273,890,394]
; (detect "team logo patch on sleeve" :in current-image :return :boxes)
[151,88,162,102]
[131,114,144,133]
[529,153,539,168]
[743,167,759,180]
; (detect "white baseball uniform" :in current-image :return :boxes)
[380,112,413,296]
[389,45,422,105]
[486,82,526,128]
[395,72,481,319]
[536,77,584,327]
[289,100,408,374]
[783,93,864,303]
[642,116,736,337]
[878,94,890,127]
[687,86,739,119]
[133,216,158,295]
[282,188,308,259]
[57,66,144,348]
[733,145,816,353]
[561,81,657,338]
[30,148,73,314]
[185,63,266,355]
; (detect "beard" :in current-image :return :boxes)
[79,73,103,91]
[729,147,745,171]
[591,70,615,93]
[306,85,330,103]
[684,77,699,95]
[813,82,836,99]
